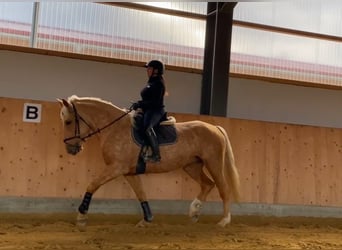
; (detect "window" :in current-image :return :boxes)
[233,1,342,87]
[0,2,33,47]
[0,1,341,88]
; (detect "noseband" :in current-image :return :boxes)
[63,102,131,145]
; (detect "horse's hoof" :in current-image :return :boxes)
[76,213,88,232]
[189,198,202,222]
[190,214,199,223]
[77,223,87,232]
[135,219,153,228]
[217,215,231,227]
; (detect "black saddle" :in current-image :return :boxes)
[131,110,177,146]
[131,124,177,147]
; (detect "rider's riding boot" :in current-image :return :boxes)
[145,128,161,162]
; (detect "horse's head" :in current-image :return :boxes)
[58,96,130,155]
[57,97,90,155]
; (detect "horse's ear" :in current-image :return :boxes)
[57,98,71,108]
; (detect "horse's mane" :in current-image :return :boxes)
[67,95,127,111]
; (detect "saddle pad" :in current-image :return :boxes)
[131,125,177,146]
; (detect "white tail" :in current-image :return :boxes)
[216,126,241,202]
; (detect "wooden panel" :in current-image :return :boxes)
[0,97,341,207]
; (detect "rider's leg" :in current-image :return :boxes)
[145,127,160,162]
[143,110,163,162]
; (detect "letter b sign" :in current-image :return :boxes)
[23,103,42,123]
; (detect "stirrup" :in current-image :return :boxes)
[144,154,161,163]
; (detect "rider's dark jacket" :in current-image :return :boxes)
[134,75,166,131]
[138,75,165,112]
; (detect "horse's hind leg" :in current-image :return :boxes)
[183,162,215,222]
[205,159,232,227]
[216,188,232,227]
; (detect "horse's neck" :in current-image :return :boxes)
[77,101,126,129]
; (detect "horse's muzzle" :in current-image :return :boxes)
[66,143,83,155]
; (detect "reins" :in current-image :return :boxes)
[63,102,133,144]
[82,109,131,140]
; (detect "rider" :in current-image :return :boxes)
[132,60,166,162]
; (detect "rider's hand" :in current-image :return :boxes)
[131,102,140,110]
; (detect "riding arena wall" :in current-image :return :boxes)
[0,48,341,217]
[0,97,341,217]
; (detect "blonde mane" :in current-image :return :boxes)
[68,95,126,111]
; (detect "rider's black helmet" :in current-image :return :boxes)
[145,60,164,75]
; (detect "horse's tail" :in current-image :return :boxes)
[216,126,241,202]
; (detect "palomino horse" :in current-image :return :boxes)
[58,95,240,229]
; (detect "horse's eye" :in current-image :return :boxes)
[65,120,72,126]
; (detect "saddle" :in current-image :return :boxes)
[131,110,177,146]
[130,109,177,174]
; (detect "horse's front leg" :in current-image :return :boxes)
[77,168,120,231]
[124,175,153,227]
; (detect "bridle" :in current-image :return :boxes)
[63,102,132,146]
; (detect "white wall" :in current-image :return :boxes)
[1,49,341,128]
[0,50,202,114]
[228,78,342,128]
